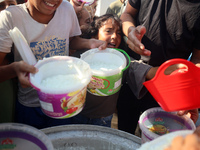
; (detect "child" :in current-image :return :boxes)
[77,7,92,26]
[69,7,92,55]
[0,0,106,129]
[69,0,97,20]
[71,14,184,127]
[71,14,153,127]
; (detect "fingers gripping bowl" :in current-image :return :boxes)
[29,56,92,119]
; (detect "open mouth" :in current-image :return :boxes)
[107,43,116,48]
[44,0,56,7]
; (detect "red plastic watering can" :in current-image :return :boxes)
[143,58,200,112]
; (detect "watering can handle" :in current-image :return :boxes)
[153,58,199,80]
[114,48,131,71]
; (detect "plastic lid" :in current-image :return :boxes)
[0,123,54,150]
[8,27,37,65]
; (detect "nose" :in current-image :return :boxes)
[111,32,117,39]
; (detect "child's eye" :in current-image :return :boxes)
[105,29,111,33]
[85,19,91,25]
[86,21,91,24]
[8,4,16,6]
[117,31,121,35]
[116,29,121,35]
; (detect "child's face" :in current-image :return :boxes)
[79,8,91,26]
[28,0,62,21]
[98,19,121,48]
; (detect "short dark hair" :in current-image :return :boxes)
[81,14,122,39]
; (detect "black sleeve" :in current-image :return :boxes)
[194,18,200,50]
[128,0,140,9]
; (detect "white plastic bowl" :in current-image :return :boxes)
[139,107,196,143]
[0,123,53,150]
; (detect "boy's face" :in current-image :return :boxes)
[28,0,63,22]
[98,19,121,48]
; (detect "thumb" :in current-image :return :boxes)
[177,110,187,116]
[25,64,38,74]
[135,25,146,50]
[136,26,146,37]
[81,1,86,7]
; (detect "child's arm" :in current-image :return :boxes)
[0,52,37,87]
[126,59,152,99]
[127,59,185,99]
[69,36,107,50]
[145,67,158,80]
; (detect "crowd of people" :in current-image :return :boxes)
[0,0,200,139]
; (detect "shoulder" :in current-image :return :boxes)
[58,0,74,11]
[129,0,141,9]
[5,3,26,12]
[0,4,27,22]
[56,0,76,17]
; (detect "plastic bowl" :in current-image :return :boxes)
[139,107,196,143]
[29,56,91,119]
[80,48,129,96]
[0,123,53,150]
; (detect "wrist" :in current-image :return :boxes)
[11,62,19,77]
[146,67,158,80]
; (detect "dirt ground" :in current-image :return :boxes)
[111,113,141,138]
[111,113,118,129]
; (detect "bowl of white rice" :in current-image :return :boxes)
[29,56,91,119]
